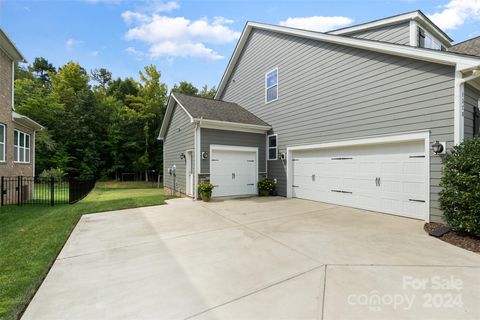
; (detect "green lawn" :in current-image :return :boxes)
[0,181,173,320]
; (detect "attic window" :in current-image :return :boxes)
[418,27,442,50]
[265,68,278,103]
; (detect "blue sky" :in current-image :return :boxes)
[1,0,479,90]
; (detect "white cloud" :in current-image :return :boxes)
[122,11,150,24]
[279,16,354,32]
[122,12,240,61]
[428,0,480,30]
[65,38,82,49]
[89,50,99,56]
[150,1,179,13]
[125,46,146,60]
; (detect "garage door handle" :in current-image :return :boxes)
[331,190,353,194]
[247,183,254,186]
[409,199,425,203]
[292,185,299,188]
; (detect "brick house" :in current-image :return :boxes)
[1,28,43,203]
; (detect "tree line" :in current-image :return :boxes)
[14,57,216,180]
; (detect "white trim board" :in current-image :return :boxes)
[215,22,480,100]
[198,119,270,134]
[286,131,431,222]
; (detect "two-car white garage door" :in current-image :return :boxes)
[291,140,428,219]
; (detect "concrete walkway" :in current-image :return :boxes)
[22,197,480,319]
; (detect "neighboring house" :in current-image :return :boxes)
[159,10,480,223]
[0,29,43,182]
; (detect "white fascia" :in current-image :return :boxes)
[158,94,194,140]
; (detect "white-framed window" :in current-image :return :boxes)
[14,130,30,163]
[267,134,278,160]
[0,124,5,162]
[418,27,443,50]
[265,68,278,103]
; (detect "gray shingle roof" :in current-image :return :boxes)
[172,92,270,127]
[449,36,480,57]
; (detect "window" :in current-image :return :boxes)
[418,27,442,50]
[0,124,5,162]
[14,130,30,163]
[267,134,278,160]
[265,68,278,103]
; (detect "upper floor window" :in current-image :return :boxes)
[265,68,278,103]
[418,27,443,50]
[14,130,30,163]
[267,134,278,160]
[0,124,5,162]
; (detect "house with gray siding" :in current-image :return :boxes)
[159,10,480,223]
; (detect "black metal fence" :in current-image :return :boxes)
[0,176,96,207]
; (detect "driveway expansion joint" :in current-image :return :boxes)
[184,265,326,320]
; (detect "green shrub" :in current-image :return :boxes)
[198,182,214,195]
[439,137,480,237]
[258,178,274,192]
[39,168,66,181]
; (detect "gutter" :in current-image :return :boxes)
[193,118,271,132]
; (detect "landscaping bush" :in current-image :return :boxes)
[39,168,66,181]
[439,137,480,237]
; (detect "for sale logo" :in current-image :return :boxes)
[347,275,464,312]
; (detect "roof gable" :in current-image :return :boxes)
[328,10,452,45]
[158,93,270,139]
[215,21,480,99]
[0,28,26,62]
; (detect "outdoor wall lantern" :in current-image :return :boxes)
[432,141,446,155]
[180,153,186,160]
[280,152,286,160]
[202,152,209,159]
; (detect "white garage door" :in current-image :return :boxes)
[292,140,427,219]
[210,148,257,197]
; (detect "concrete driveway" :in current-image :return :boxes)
[22,197,480,320]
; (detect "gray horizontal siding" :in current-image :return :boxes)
[464,84,480,139]
[347,22,410,45]
[163,103,195,194]
[220,28,455,222]
[200,128,266,174]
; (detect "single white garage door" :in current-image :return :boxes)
[210,148,257,197]
[292,140,427,219]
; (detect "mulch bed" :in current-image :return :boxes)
[424,222,480,254]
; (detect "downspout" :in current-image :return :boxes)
[454,69,465,145]
[32,131,36,177]
[193,121,201,200]
[459,68,480,139]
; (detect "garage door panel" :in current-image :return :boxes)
[291,140,427,220]
[211,149,257,197]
